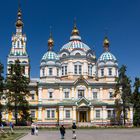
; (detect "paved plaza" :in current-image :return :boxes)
[20,129,140,140]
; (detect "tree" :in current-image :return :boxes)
[132,77,140,126]
[6,60,30,125]
[0,62,4,124]
[114,65,132,125]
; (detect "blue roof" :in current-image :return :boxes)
[99,51,117,62]
[41,51,59,61]
[60,39,90,52]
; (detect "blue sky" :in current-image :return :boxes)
[0,0,140,80]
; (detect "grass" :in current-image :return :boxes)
[0,132,27,140]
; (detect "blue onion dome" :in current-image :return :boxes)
[98,37,117,63]
[60,23,90,52]
[41,31,59,63]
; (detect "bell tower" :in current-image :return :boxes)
[7,4,30,77]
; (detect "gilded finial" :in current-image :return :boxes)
[103,36,110,51]
[71,18,79,36]
[48,26,54,50]
[16,1,23,28]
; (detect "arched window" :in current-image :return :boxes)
[75,53,81,56]
[62,54,67,57]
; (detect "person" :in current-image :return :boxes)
[60,125,65,139]
[72,123,77,139]
[9,122,14,132]
[31,123,35,135]
[35,124,39,136]
[0,123,5,133]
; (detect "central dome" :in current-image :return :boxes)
[60,24,91,52]
[60,39,90,52]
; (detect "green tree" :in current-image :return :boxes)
[132,77,140,126]
[114,65,132,125]
[0,62,4,124]
[6,59,30,125]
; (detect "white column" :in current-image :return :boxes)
[90,106,94,123]
[88,87,92,100]
[99,87,103,100]
[72,87,74,99]
[130,106,133,124]
[38,87,42,102]
[83,62,88,76]
[73,106,77,122]
[38,107,42,121]
[102,106,107,122]
[59,87,63,101]
[59,106,64,124]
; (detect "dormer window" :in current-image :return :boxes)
[75,53,81,56]
[62,54,67,57]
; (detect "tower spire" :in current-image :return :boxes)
[71,18,79,36]
[16,0,23,29]
[48,26,54,51]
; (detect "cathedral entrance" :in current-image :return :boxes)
[79,111,87,122]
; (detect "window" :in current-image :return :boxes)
[74,65,82,75]
[47,110,55,119]
[51,110,55,118]
[31,94,35,100]
[42,68,45,76]
[96,110,100,118]
[64,92,69,98]
[78,90,84,98]
[93,92,97,99]
[66,110,70,119]
[49,68,53,76]
[65,66,67,75]
[57,68,59,76]
[107,110,115,119]
[79,65,82,74]
[62,67,64,75]
[109,92,113,99]
[47,110,50,118]
[101,69,104,76]
[88,65,92,76]
[62,66,67,76]
[74,65,78,74]
[49,92,53,99]
[75,53,81,56]
[108,68,112,76]
[31,111,35,118]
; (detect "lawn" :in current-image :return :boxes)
[0,132,27,140]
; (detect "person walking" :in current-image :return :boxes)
[35,124,39,136]
[72,123,77,139]
[9,122,14,132]
[31,123,35,135]
[60,125,65,139]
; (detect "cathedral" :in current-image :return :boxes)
[3,6,133,126]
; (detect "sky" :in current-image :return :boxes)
[0,0,140,81]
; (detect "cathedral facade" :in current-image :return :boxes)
[3,7,133,126]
